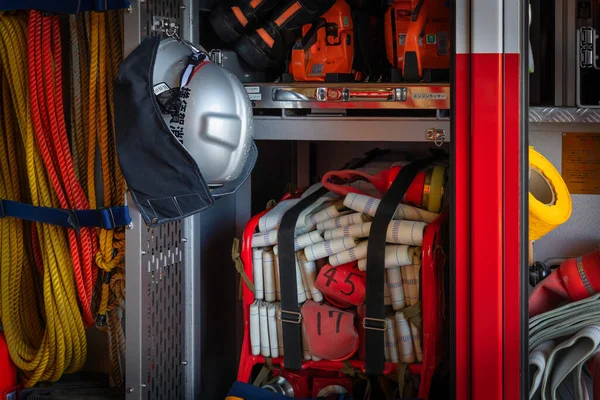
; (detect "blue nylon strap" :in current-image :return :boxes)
[0,0,130,13]
[0,199,131,231]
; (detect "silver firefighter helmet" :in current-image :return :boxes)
[153,38,254,186]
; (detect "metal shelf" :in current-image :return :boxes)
[253,117,449,142]
[529,107,600,123]
[248,82,450,142]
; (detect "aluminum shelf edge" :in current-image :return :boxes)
[253,117,451,142]
[529,107,600,123]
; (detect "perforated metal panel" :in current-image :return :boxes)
[145,222,184,400]
[126,199,190,400]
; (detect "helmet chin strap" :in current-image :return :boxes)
[167,28,203,57]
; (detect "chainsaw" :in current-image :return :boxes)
[384,0,450,82]
[290,0,355,82]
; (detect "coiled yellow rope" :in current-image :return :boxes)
[86,10,127,387]
[0,12,86,387]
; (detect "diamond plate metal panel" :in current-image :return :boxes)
[529,107,600,123]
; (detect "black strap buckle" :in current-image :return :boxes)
[67,209,81,232]
[280,310,302,324]
[99,207,116,230]
[362,317,387,331]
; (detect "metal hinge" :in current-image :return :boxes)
[426,128,446,146]
[152,16,179,36]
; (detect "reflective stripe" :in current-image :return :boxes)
[256,28,275,48]
[275,2,301,27]
[231,6,248,27]
[249,0,263,8]
[577,256,596,296]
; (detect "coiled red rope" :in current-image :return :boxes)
[28,11,97,326]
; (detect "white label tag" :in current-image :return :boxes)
[153,82,171,95]
[411,92,447,100]
[246,86,260,94]
[248,93,262,101]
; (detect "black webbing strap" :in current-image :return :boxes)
[277,147,387,370]
[364,156,439,375]
[277,186,329,370]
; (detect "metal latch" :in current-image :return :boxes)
[578,27,596,68]
[426,128,446,147]
[152,16,179,36]
[209,49,223,65]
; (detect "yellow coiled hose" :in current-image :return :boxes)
[0,13,86,386]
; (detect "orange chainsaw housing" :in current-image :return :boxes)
[290,0,354,82]
[384,0,450,81]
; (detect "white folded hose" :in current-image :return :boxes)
[304,237,358,262]
[308,201,350,227]
[298,253,323,302]
[259,301,271,357]
[298,252,312,301]
[250,300,261,356]
[357,244,412,270]
[384,273,392,306]
[272,246,281,300]
[263,249,277,302]
[395,311,415,363]
[258,199,300,232]
[316,213,370,231]
[323,220,427,246]
[387,265,406,311]
[386,315,398,363]
[268,302,279,358]
[344,193,438,223]
[252,230,325,250]
[252,248,264,300]
[276,303,284,356]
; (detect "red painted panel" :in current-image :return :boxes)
[471,53,503,400]
[454,53,472,400]
[503,52,522,400]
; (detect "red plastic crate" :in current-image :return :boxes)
[237,198,448,399]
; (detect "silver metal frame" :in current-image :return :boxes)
[554,0,577,106]
[125,2,200,399]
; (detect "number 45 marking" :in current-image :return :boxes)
[323,268,360,296]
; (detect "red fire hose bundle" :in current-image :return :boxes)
[236,161,447,399]
[529,249,600,317]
